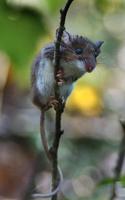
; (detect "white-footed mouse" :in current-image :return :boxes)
[31,30,103,198]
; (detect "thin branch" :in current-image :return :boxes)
[50,1,74,200]
[110,119,125,200]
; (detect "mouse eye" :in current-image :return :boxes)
[75,48,83,55]
[95,51,99,57]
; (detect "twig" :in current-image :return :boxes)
[50,1,74,200]
[110,119,125,200]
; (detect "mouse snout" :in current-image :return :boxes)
[84,58,96,73]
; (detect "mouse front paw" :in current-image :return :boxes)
[47,96,59,110]
[56,69,64,86]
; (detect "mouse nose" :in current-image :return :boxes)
[84,58,95,73]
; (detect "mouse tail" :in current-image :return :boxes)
[40,110,51,160]
[32,110,63,198]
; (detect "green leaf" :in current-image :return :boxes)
[94,0,124,15]
[0,0,47,87]
[99,176,125,187]
[98,177,115,186]
[46,0,66,13]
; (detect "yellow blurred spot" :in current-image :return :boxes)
[66,85,102,116]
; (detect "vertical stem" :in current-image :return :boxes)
[51,1,74,200]
[110,120,125,200]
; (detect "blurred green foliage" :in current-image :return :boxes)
[0,0,46,86]
[0,0,125,87]
[44,0,66,14]
[95,0,125,14]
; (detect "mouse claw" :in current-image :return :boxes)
[57,80,64,86]
[56,69,64,85]
[48,96,59,110]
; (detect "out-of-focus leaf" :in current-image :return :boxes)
[0,0,47,87]
[94,0,124,15]
[99,176,125,188]
[98,177,114,186]
[119,176,125,187]
[45,0,65,14]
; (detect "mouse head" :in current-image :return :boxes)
[60,31,104,73]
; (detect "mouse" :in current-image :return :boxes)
[31,30,104,198]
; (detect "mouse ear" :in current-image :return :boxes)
[95,41,104,49]
[62,31,71,43]
[94,41,104,57]
[56,29,71,43]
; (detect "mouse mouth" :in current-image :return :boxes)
[84,59,95,73]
